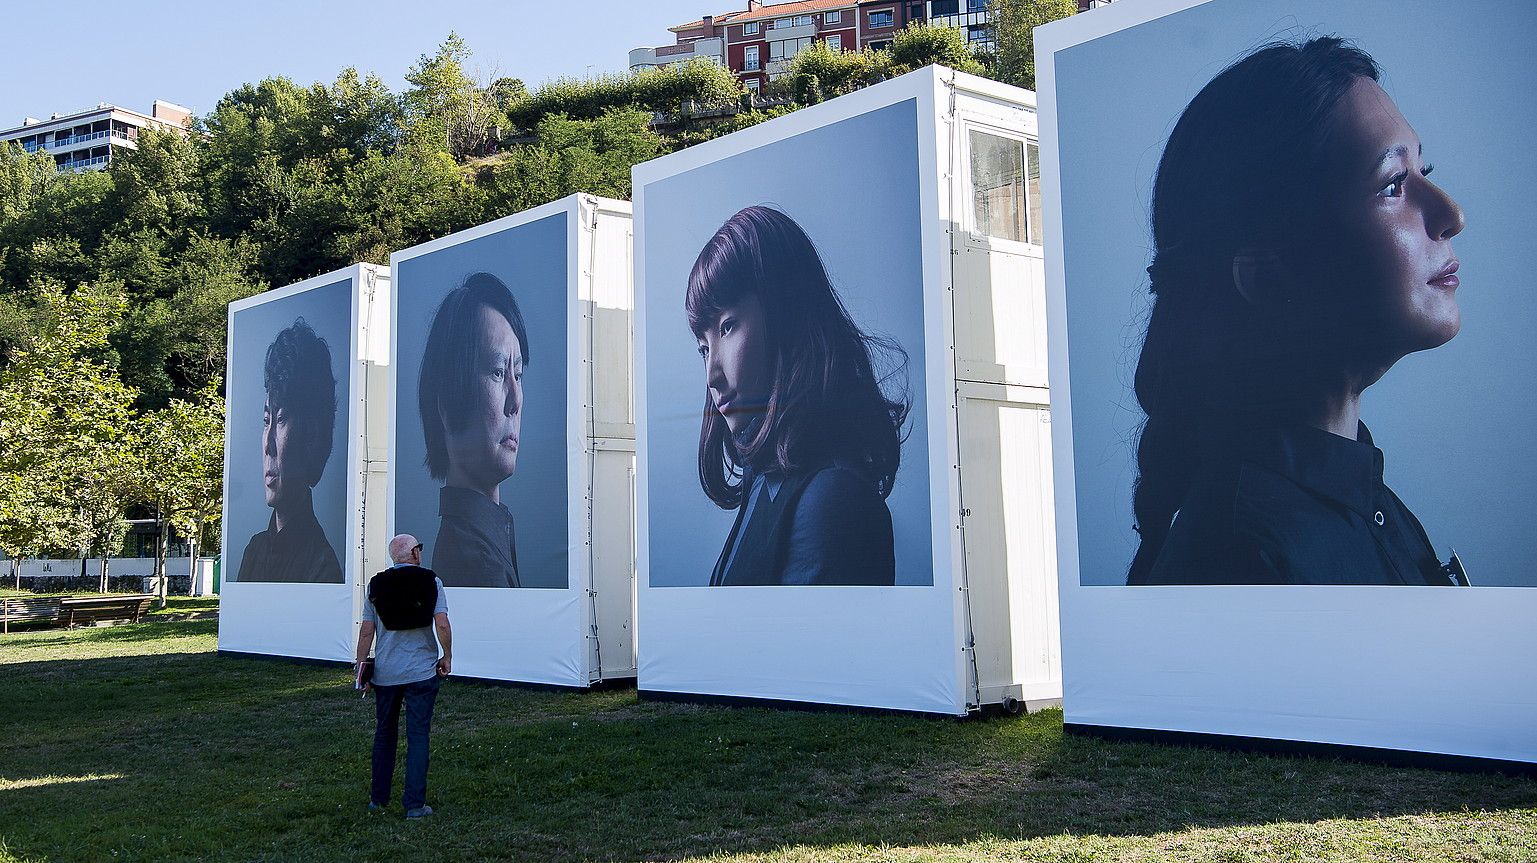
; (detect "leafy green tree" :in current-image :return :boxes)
[785,41,889,98]
[888,22,986,75]
[139,380,224,604]
[404,33,506,160]
[483,109,662,216]
[990,0,1077,90]
[0,451,72,588]
[0,283,140,591]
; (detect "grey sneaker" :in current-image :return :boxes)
[405,805,434,819]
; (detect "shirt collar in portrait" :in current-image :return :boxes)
[1241,421,1383,522]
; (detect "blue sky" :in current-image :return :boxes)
[1,0,756,125]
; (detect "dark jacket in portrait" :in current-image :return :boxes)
[711,462,896,586]
[1139,423,1465,586]
[430,486,521,588]
[235,507,344,584]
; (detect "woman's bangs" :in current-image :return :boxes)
[686,234,757,336]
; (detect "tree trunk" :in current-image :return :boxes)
[100,555,110,594]
[154,508,168,598]
[187,528,201,599]
[11,555,20,591]
[157,537,169,609]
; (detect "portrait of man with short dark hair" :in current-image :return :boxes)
[235,317,344,583]
[416,272,529,588]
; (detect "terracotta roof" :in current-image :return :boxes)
[668,10,743,32]
[667,0,856,31]
[729,0,858,24]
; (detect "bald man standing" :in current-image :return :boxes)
[356,533,451,818]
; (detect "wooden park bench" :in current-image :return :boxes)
[2,596,63,634]
[57,594,155,628]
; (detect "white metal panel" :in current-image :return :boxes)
[221,264,372,663]
[957,383,1060,704]
[1035,0,1537,763]
[591,442,637,679]
[634,67,969,715]
[388,196,590,687]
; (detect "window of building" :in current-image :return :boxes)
[795,14,813,25]
[773,16,791,28]
[769,36,813,60]
[968,128,1041,245]
[744,45,760,71]
[745,78,761,93]
[967,23,991,42]
[824,9,841,23]
[825,34,842,51]
[868,9,895,28]
[868,39,892,51]
[968,0,988,10]
[743,21,759,35]
[931,0,959,14]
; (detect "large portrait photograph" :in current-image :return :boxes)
[643,99,933,588]
[225,279,351,584]
[1054,0,1537,587]
[392,213,570,589]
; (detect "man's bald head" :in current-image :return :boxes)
[389,534,422,564]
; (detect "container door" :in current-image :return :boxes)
[956,382,1060,704]
[591,441,637,680]
[950,115,1061,706]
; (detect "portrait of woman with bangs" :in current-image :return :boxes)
[686,206,910,587]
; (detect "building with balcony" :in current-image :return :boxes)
[634,0,1028,95]
[633,0,868,93]
[0,100,192,173]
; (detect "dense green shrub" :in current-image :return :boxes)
[507,59,741,130]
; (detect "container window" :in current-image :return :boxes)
[969,129,1029,244]
[1027,141,1043,246]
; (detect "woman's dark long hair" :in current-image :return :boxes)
[1128,37,1380,584]
[687,205,910,509]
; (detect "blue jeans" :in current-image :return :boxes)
[370,674,441,810]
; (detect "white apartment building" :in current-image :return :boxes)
[0,100,192,172]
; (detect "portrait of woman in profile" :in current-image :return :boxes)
[418,273,529,588]
[1128,37,1470,586]
[688,205,909,586]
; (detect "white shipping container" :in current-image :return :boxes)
[633,66,1060,714]
[221,263,388,663]
[389,194,635,687]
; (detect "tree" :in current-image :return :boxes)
[483,109,662,217]
[0,283,140,591]
[784,41,890,99]
[990,0,1077,90]
[139,380,224,604]
[888,22,986,76]
[404,33,507,160]
[0,457,72,589]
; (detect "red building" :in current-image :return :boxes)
[632,0,942,94]
[629,0,1102,92]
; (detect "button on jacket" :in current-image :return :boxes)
[1139,423,1458,586]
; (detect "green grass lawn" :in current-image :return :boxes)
[1,613,1533,863]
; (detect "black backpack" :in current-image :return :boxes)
[368,566,438,630]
